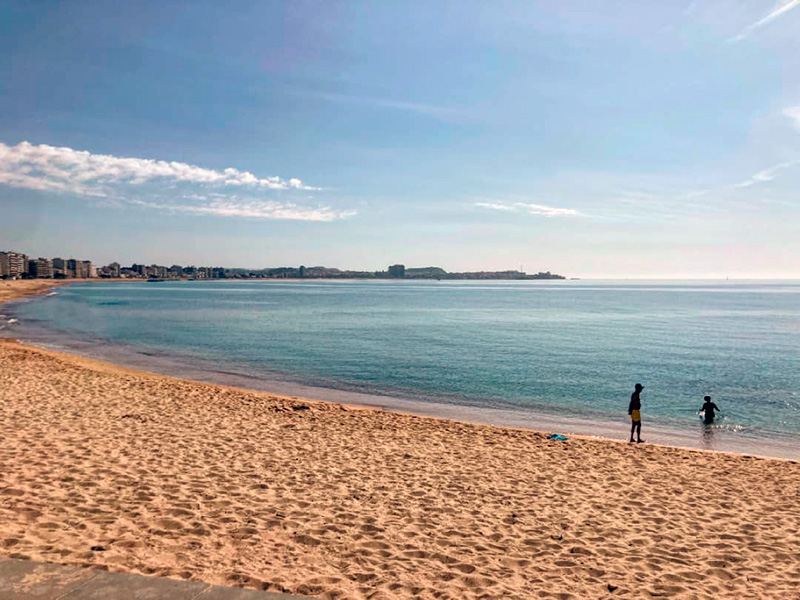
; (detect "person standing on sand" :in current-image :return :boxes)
[628,383,644,443]
[699,395,720,425]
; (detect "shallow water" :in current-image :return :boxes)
[4,279,800,458]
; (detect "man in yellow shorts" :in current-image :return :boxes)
[628,383,644,443]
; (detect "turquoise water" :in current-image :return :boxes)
[5,280,800,454]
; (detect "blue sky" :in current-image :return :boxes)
[1,0,799,277]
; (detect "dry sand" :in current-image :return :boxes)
[1,281,800,599]
[0,278,122,305]
[0,279,65,304]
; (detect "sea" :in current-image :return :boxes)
[3,279,799,459]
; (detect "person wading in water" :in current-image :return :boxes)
[699,395,721,425]
[628,383,644,443]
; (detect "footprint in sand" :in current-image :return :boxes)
[153,518,184,531]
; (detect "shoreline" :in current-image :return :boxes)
[0,278,70,303]
[2,335,800,598]
[2,278,798,461]
[2,278,800,598]
[4,335,798,465]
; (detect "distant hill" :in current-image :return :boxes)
[220,265,565,280]
[405,267,449,278]
[443,270,565,280]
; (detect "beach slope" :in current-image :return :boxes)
[1,338,799,599]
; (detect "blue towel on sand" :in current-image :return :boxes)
[547,433,569,441]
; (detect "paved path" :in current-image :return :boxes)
[0,558,313,600]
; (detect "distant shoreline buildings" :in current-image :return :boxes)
[1,251,97,280]
[0,251,565,281]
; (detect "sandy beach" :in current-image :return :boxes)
[0,278,66,304]
[2,282,800,599]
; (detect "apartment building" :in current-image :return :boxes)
[29,258,54,278]
[1,252,29,277]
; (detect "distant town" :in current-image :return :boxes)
[0,250,565,281]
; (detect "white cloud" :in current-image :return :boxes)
[721,111,800,189]
[474,202,515,212]
[130,199,355,222]
[0,141,357,222]
[784,106,800,131]
[0,141,318,196]
[732,159,800,189]
[475,201,580,217]
[520,203,580,217]
[728,0,800,42]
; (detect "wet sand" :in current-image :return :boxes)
[1,280,800,599]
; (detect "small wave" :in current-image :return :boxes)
[45,291,58,296]
[0,317,18,330]
[725,425,747,433]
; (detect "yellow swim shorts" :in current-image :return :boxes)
[631,410,641,422]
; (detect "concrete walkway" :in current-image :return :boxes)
[0,558,313,600]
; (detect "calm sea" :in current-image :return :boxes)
[4,280,800,458]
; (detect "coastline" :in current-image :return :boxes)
[2,334,800,598]
[0,277,144,304]
[0,278,69,303]
[2,278,799,461]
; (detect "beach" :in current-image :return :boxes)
[1,281,800,599]
[0,278,66,304]
[0,278,112,304]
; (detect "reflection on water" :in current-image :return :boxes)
[701,422,716,451]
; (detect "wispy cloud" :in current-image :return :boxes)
[695,110,800,191]
[296,90,468,122]
[728,0,800,42]
[0,141,358,221]
[682,2,699,17]
[784,106,800,131]
[0,141,319,196]
[732,159,800,189]
[475,201,580,217]
[474,202,516,212]
[129,199,355,222]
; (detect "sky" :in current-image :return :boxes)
[1,0,799,278]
